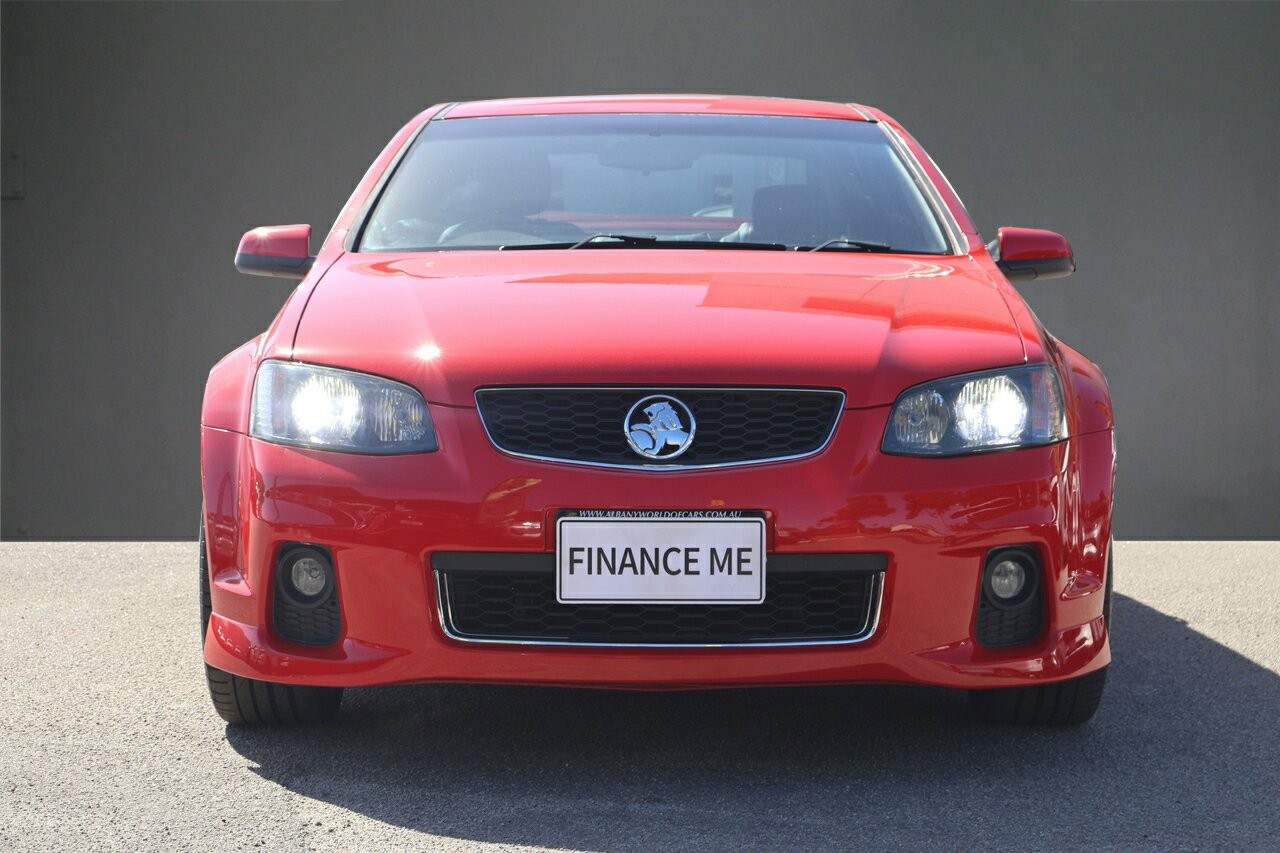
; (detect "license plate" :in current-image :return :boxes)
[556,516,766,604]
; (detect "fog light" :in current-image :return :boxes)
[989,559,1026,600]
[278,546,333,607]
[291,556,328,598]
[980,547,1039,613]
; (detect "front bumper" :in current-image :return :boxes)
[200,405,1114,690]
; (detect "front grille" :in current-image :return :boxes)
[433,553,884,646]
[475,387,843,468]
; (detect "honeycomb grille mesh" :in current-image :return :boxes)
[438,568,879,645]
[475,388,842,467]
[974,597,1043,647]
[273,577,342,646]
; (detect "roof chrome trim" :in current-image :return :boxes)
[473,386,846,472]
[430,102,460,120]
[433,570,884,649]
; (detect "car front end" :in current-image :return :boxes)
[202,96,1115,725]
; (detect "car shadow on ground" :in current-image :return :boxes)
[226,595,1280,850]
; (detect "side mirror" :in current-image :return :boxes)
[234,224,314,280]
[991,227,1075,282]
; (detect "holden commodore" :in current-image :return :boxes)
[201,95,1114,726]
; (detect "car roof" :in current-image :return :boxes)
[443,94,874,121]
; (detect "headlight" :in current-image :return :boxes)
[251,361,437,454]
[882,364,1066,456]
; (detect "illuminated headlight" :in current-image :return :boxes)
[882,364,1066,456]
[251,361,437,454]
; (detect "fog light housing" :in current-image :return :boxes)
[277,546,334,608]
[976,547,1044,648]
[273,545,342,645]
[982,549,1037,609]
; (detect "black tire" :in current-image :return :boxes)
[968,547,1112,725]
[1103,541,1114,629]
[969,666,1107,725]
[200,517,343,725]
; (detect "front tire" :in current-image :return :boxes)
[968,546,1112,725]
[200,517,343,725]
[968,667,1107,725]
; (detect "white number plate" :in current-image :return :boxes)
[556,517,766,604]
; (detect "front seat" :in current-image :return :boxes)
[749,184,830,247]
[437,154,583,244]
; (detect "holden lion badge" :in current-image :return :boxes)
[624,395,696,460]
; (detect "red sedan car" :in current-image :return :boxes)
[202,95,1114,726]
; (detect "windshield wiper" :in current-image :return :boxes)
[808,238,894,253]
[499,236,788,251]
[497,234,658,251]
[571,233,661,249]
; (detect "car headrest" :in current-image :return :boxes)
[751,184,828,247]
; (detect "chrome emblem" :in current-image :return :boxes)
[624,395,696,460]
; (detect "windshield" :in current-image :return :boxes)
[358,114,952,254]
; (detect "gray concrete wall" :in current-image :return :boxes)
[2,0,1277,539]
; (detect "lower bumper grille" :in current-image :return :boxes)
[975,603,1042,647]
[433,553,884,646]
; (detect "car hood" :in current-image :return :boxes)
[292,250,1026,409]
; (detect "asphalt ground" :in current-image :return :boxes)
[2,541,1277,851]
